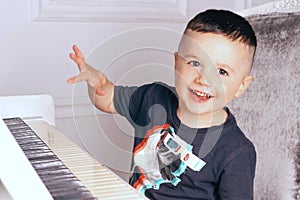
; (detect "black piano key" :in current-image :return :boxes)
[36,166,71,176]
[40,173,77,182]
[3,117,97,200]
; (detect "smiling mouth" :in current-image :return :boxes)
[191,89,211,98]
[189,89,213,102]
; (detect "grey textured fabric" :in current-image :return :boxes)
[229,12,300,199]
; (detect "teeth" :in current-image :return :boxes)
[192,90,211,98]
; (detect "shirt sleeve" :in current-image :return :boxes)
[113,85,138,125]
[217,145,256,200]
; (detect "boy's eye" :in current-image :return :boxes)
[187,60,201,67]
[217,68,228,76]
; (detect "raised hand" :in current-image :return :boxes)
[67,45,106,96]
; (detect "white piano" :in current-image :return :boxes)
[0,117,147,200]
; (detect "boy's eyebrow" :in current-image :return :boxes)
[181,54,202,61]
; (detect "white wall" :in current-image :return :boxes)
[0,0,273,180]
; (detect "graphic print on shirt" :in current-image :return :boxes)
[131,124,206,194]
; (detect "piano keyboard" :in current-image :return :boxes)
[3,118,147,200]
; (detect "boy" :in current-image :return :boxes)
[67,9,257,200]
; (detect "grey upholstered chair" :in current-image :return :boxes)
[229,9,300,200]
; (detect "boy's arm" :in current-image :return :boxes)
[218,146,256,200]
[67,45,116,114]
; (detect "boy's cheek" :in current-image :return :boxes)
[218,86,238,104]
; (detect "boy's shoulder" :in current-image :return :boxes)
[210,108,256,166]
[117,82,177,127]
[220,108,255,148]
[129,81,177,108]
[136,81,176,95]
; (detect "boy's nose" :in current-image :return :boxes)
[194,67,212,86]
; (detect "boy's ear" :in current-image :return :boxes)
[174,52,179,70]
[234,75,253,98]
[174,52,179,61]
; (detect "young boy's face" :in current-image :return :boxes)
[174,30,254,121]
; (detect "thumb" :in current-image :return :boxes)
[95,86,106,96]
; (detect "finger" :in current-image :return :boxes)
[69,53,85,69]
[69,53,80,63]
[69,53,77,62]
[66,76,77,84]
[72,45,85,60]
[66,74,87,84]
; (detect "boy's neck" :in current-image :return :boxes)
[176,108,228,129]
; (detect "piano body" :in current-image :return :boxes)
[0,117,147,200]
